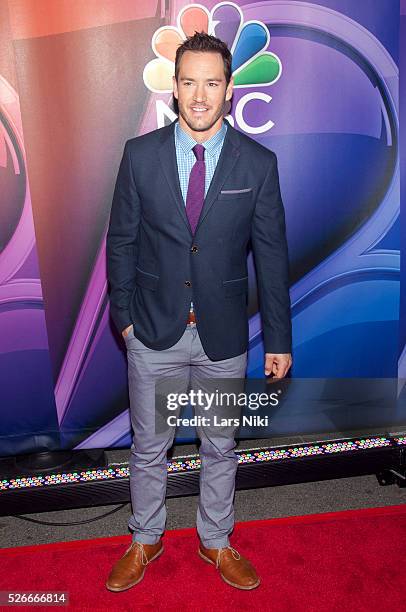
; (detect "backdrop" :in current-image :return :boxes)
[0,0,402,456]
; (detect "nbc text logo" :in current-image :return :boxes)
[143,2,282,134]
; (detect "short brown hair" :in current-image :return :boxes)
[174,31,232,84]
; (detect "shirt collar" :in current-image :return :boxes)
[175,120,228,158]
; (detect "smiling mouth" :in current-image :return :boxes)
[191,106,209,113]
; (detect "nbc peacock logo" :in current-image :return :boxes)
[143,2,281,134]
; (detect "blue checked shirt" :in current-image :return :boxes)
[174,120,228,202]
[174,120,228,314]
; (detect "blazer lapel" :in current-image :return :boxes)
[194,124,241,234]
[158,122,193,236]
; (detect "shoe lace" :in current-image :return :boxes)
[125,541,149,566]
[216,546,241,568]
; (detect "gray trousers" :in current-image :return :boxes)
[124,323,247,549]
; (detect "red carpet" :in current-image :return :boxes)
[1,505,405,611]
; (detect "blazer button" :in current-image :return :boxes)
[184,280,192,287]
[190,245,198,253]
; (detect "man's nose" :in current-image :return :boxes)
[193,84,206,102]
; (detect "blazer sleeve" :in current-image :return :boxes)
[251,152,292,354]
[106,140,141,335]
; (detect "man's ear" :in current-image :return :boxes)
[225,76,234,102]
[172,75,178,100]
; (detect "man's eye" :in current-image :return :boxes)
[183,82,192,86]
[208,82,218,87]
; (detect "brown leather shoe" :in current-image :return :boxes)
[198,543,260,590]
[106,540,163,592]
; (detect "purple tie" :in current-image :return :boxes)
[185,144,205,234]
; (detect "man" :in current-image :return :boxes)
[105,32,292,592]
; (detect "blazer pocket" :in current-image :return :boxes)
[135,266,159,291]
[218,188,253,200]
[223,275,248,297]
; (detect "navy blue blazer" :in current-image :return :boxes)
[106,120,292,360]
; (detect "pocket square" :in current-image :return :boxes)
[220,188,252,194]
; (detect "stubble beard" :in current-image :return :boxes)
[178,100,226,134]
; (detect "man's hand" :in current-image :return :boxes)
[264,353,292,378]
[122,324,134,338]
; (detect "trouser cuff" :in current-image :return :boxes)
[131,532,162,545]
[200,536,230,549]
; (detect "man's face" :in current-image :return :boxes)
[173,51,233,141]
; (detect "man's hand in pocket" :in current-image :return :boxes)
[122,324,134,338]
